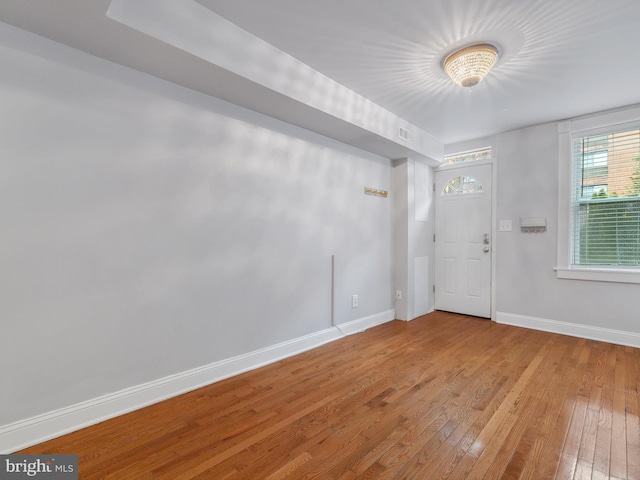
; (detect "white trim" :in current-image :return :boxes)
[0,309,395,454]
[443,146,492,157]
[570,104,640,134]
[490,154,498,321]
[556,121,572,270]
[496,312,640,349]
[335,309,397,335]
[554,267,640,284]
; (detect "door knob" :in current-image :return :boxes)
[483,246,490,253]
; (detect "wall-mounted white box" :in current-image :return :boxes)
[520,217,547,233]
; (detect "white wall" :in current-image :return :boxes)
[392,158,434,321]
[0,28,393,427]
[494,121,640,339]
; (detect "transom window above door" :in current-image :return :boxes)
[443,147,492,165]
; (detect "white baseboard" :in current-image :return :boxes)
[0,309,395,454]
[335,309,396,335]
[496,312,640,349]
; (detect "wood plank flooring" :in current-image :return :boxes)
[18,312,640,479]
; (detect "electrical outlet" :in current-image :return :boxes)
[352,294,358,308]
[396,290,402,300]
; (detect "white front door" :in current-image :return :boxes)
[435,163,492,318]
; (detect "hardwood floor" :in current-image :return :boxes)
[18,312,640,479]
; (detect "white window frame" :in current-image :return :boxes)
[556,105,640,284]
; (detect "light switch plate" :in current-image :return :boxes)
[499,220,512,232]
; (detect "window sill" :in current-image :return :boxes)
[555,267,640,284]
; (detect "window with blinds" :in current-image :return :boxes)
[571,126,640,266]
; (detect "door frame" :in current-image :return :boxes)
[434,157,497,321]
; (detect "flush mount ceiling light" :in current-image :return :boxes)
[443,43,499,88]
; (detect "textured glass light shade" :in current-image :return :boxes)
[443,44,499,87]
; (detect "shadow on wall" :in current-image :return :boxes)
[0,30,392,426]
